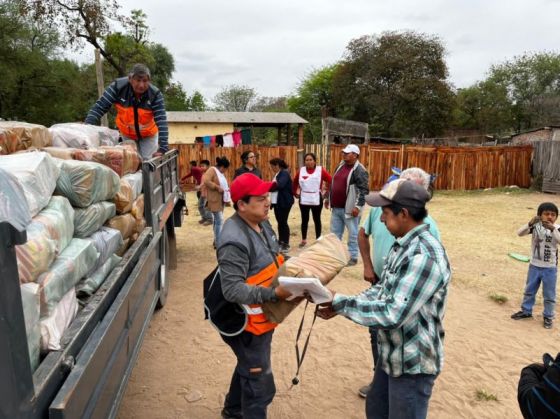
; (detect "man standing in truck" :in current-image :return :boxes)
[85,63,169,160]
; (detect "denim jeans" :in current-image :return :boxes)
[366,368,436,419]
[521,264,557,318]
[222,331,276,418]
[122,134,158,160]
[330,207,360,259]
[212,210,224,245]
[197,193,212,222]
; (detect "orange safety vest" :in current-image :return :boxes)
[242,254,285,335]
[112,77,159,141]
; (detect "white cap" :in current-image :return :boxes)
[342,144,360,155]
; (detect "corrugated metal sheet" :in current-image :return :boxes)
[166,111,307,125]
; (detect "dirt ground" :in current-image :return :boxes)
[118,189,560,419]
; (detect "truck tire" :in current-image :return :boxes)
[156,228,170,309]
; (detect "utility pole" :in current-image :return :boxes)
[95,49,108,127]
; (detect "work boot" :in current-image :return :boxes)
[358,382,372,398]
[544,317,553,329]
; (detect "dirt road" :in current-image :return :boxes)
[118,190,559,419]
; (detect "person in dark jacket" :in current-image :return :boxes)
[269,157,294,254]
[85,63,169,160]
[234,151,262,179]
[326,144,369,265]
[518,352,560,419]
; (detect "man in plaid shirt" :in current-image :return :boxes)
[318,179,451,419]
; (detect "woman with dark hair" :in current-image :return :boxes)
[202,156,231,247]
[293,153,332,247]
[234,150,262,179]
[269,157,293,253]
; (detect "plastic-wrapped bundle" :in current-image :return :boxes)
[34,196,74,252]
[50,123,119,149]
[55,159,120,207]
[38,238,98,317]
[21,283,41,371]
[0,127,25,155]
[122,171,143,199]
[105,213,136,240]
[16,222,57,283]
[40,287,78,351]
[76,254,122,298]
[116,238,131,257]
[73,201,116,238]
[0,167,32,231]
[42,146,75,160]
[114,178,133,214]
[0,152,60,217]
[50,123,101,149]
[99,145,141,177]
[85,226,123,275]
[262,233,349,323]
[135,217,147,234]
[131,194,144,220]
[0,121,52,150]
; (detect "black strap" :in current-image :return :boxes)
[291,301,318,387]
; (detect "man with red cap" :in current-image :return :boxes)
[217,173,292,419]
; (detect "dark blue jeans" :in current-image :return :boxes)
[521,264,557,318]
[366,368,436,419]
[222,330,276,418]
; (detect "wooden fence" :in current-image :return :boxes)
[171,143,533,191]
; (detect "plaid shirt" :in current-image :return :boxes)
[332,224,451,377]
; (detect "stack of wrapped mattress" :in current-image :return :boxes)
[0,142,145,372]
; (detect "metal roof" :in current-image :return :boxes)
[166,111,307,124]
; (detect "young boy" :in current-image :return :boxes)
[511,202,560,329]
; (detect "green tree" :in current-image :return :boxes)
[187,91,207,111]
[487,52,560,130]
[453,82,513,134]
[213,84,257,111]
[288,65,338,142]
[332,31,454,137]
[0,1,96,124]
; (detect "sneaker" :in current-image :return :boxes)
[544,317,553,329]
[298,240,307,248]
[202,220,213,226]
[347,258,358,267]
[198,219,205,224]
[358,383,371,398]
[280,244,291,254]
[511,311,532,320]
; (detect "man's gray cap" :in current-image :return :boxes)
[365,179,430,208]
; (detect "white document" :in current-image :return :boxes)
[278,276,333,304]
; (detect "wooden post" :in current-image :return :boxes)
[297,123,304,168]
[95,49,108,127]
[287,124,292,146]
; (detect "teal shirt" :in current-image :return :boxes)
[362,206,441,277]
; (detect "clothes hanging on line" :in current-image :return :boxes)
[241,129,252,145]
[223,133,234,147]
[232,131,242,147]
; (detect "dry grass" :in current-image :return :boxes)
[475,389,499,402]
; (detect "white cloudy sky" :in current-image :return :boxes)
[76,0,560,102]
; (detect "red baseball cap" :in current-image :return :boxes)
[230,173,274,203]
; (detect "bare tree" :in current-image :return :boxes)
[20,0,127,74]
